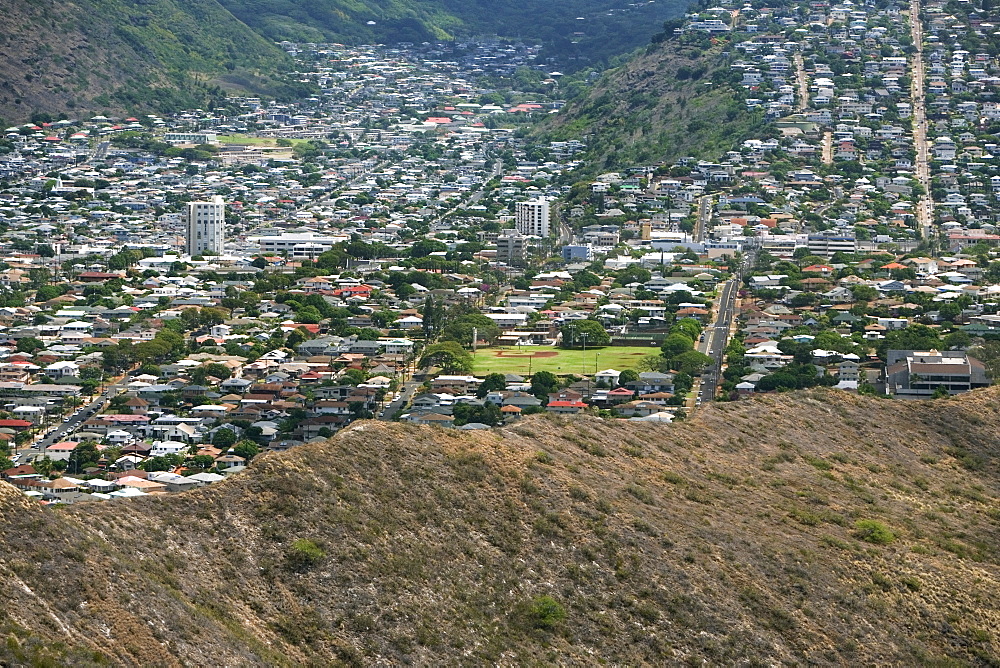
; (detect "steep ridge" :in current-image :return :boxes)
[0,0,687,121]
[219,0,687,69]
[0,0,294,121]
[541,39,773,171]
[0,389,998,665]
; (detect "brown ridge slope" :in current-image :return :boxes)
[0,388,998,666]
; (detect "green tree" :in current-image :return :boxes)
[190,363,233,384]
[618,264,652,286]
[877,324,941,360]
[671,350,714,376]
[212,428,237,448]
[410,239,448,257]
[970,341,1000,378]
[850,285,878,302]
[524,595,566,631]
[560,320,610,348]
[190,454,216,469]
[16,337,44,354]
[67,442,101,474]
[419,341,474,374]
[441,314,501,348]
[660,333,694,359]
[617,369,639,386]
[476,372,507,398]
[28,267,51,289]
[530,370,560,400]
[231,439,260,462]
[35,285,61,302]
[452,401,501,426]
[285,538,326,572]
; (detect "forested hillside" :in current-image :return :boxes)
[0,390,998,665]
[219,0,687,69]
[0,0,690,120]
[0,0,298,121]
[540,36,775,170]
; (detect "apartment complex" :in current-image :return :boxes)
[515,198,550,237]
[185,196,225,256]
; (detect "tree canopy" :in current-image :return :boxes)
[419,341,474,374]
[560,320,610,348]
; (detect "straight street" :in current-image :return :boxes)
[793,53,809,111]
[695,248,755,405]
[693,195,712,243]
[15,375,130,465]
[380,367,422,421]
[909,0,933,244]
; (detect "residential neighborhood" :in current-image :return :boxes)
[2,0,1000,504]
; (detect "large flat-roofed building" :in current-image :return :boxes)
[164,131,218,145]
[807,230,856,257]
[257,233,345,257]
[884,349,990,397]
[515,198,550,237]
[185,196,225,256]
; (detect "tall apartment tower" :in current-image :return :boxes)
[185,196,225,256]
[515,197,550,237]
[496,230,528,267]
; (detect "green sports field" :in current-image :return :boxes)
[471,345,659,377]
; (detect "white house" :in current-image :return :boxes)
[150,440,189,457]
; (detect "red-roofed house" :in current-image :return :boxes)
[45,441,79,462]
[546,400,588,414]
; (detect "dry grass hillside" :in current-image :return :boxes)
[1,389,999,666]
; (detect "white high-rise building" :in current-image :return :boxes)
[185,196,225,256]
[515,198,550,237]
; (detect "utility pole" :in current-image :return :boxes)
[472,326,477,356]
[580,332,588,376]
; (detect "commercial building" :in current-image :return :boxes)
[807,230,856,257]
[562,245,593,262]
[185,196,225,256]
[164,131,218,145]
[515,198,550,237]
[257,232,345,257]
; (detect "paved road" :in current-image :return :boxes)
[379,367,425,421]
[793,53,810,111]
[695,248,757,405]
[693,195,712,243]
[15,376,129,464]
[909,0,933,244]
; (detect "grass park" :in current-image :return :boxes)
[470,345,660,377]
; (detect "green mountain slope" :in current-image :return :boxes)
[219,0,687,69]
[0,389,998,665]
[540,39,774,170]
[0,0,295,121]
